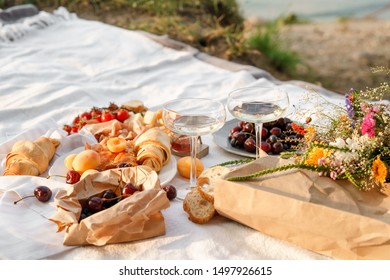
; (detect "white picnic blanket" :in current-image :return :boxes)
[0,7,344,260]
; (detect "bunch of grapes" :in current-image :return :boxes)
[228,117,302,155]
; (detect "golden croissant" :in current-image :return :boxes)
[134,128,171,172]
[3,136,60,176]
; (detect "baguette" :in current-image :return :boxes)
[183,188,215,224]
[196,165,230,204]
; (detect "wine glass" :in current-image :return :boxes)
[162,98,226,190]
[227,86,289,159]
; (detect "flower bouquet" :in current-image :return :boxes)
[228,80,390,194]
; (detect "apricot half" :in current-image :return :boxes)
[177,156,204,179]
[64,153,77,170]
[72,150,101,174]
[107,137,127,153]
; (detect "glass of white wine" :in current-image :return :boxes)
[163,98,226,190]
[227,86,289,159]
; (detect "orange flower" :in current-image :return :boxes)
[372,156,388,184]
[291,122,305,135]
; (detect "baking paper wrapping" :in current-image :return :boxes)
[213,156,390,260]
[49,166,170,246]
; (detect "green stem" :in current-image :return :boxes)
[213,158,255,167]
[227,163,327,181]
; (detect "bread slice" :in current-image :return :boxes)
[183,188,215,224]
[197,165,231,203]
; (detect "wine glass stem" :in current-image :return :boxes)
[255,122,263,159]
[189,135,198,189]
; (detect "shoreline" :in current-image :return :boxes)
[277,17,390,97]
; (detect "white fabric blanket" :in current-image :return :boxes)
[0,8,344,260]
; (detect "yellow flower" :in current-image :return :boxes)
[372,156,388,184]
[304,146,331,166]
[304,126,316,143]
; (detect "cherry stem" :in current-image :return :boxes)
[46,174,66,179]
[14,195,35,205]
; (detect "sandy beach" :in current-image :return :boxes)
[279,18,390,97]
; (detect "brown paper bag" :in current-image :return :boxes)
[49,166,170,246]
[213,156,390,260]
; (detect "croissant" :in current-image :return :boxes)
[3,136,60,176]
[134,128,171,172]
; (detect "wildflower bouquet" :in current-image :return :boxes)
[228,74,390,194]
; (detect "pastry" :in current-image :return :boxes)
[4,136,59,176]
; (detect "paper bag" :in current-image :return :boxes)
[49,166,170,246]
[213,156,390,260]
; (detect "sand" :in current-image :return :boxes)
[279,18,390,97]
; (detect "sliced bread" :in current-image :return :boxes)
[197,165,231,203]
[183,188,215,224]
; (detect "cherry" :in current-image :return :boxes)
[272,142,284,154]
[66,170,81,184]
[14,186,52,204]
[122,183,139,198]
[242,123,254,134]
[270,127,282,137]
[162,184,177,200]
[116,162,131,168]
[244,137,256,153]
[88,196,104,213]
[261,142,271,153]
[261,127,269,139]
[102,189,118,208]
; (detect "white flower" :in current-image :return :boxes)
[330,138,346,148]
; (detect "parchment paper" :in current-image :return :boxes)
[214,156,390,260]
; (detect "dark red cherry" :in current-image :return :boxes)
[162,184,177,200]
[14,186,52,204]
[66,170,81,184]
[122,183,139,198]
